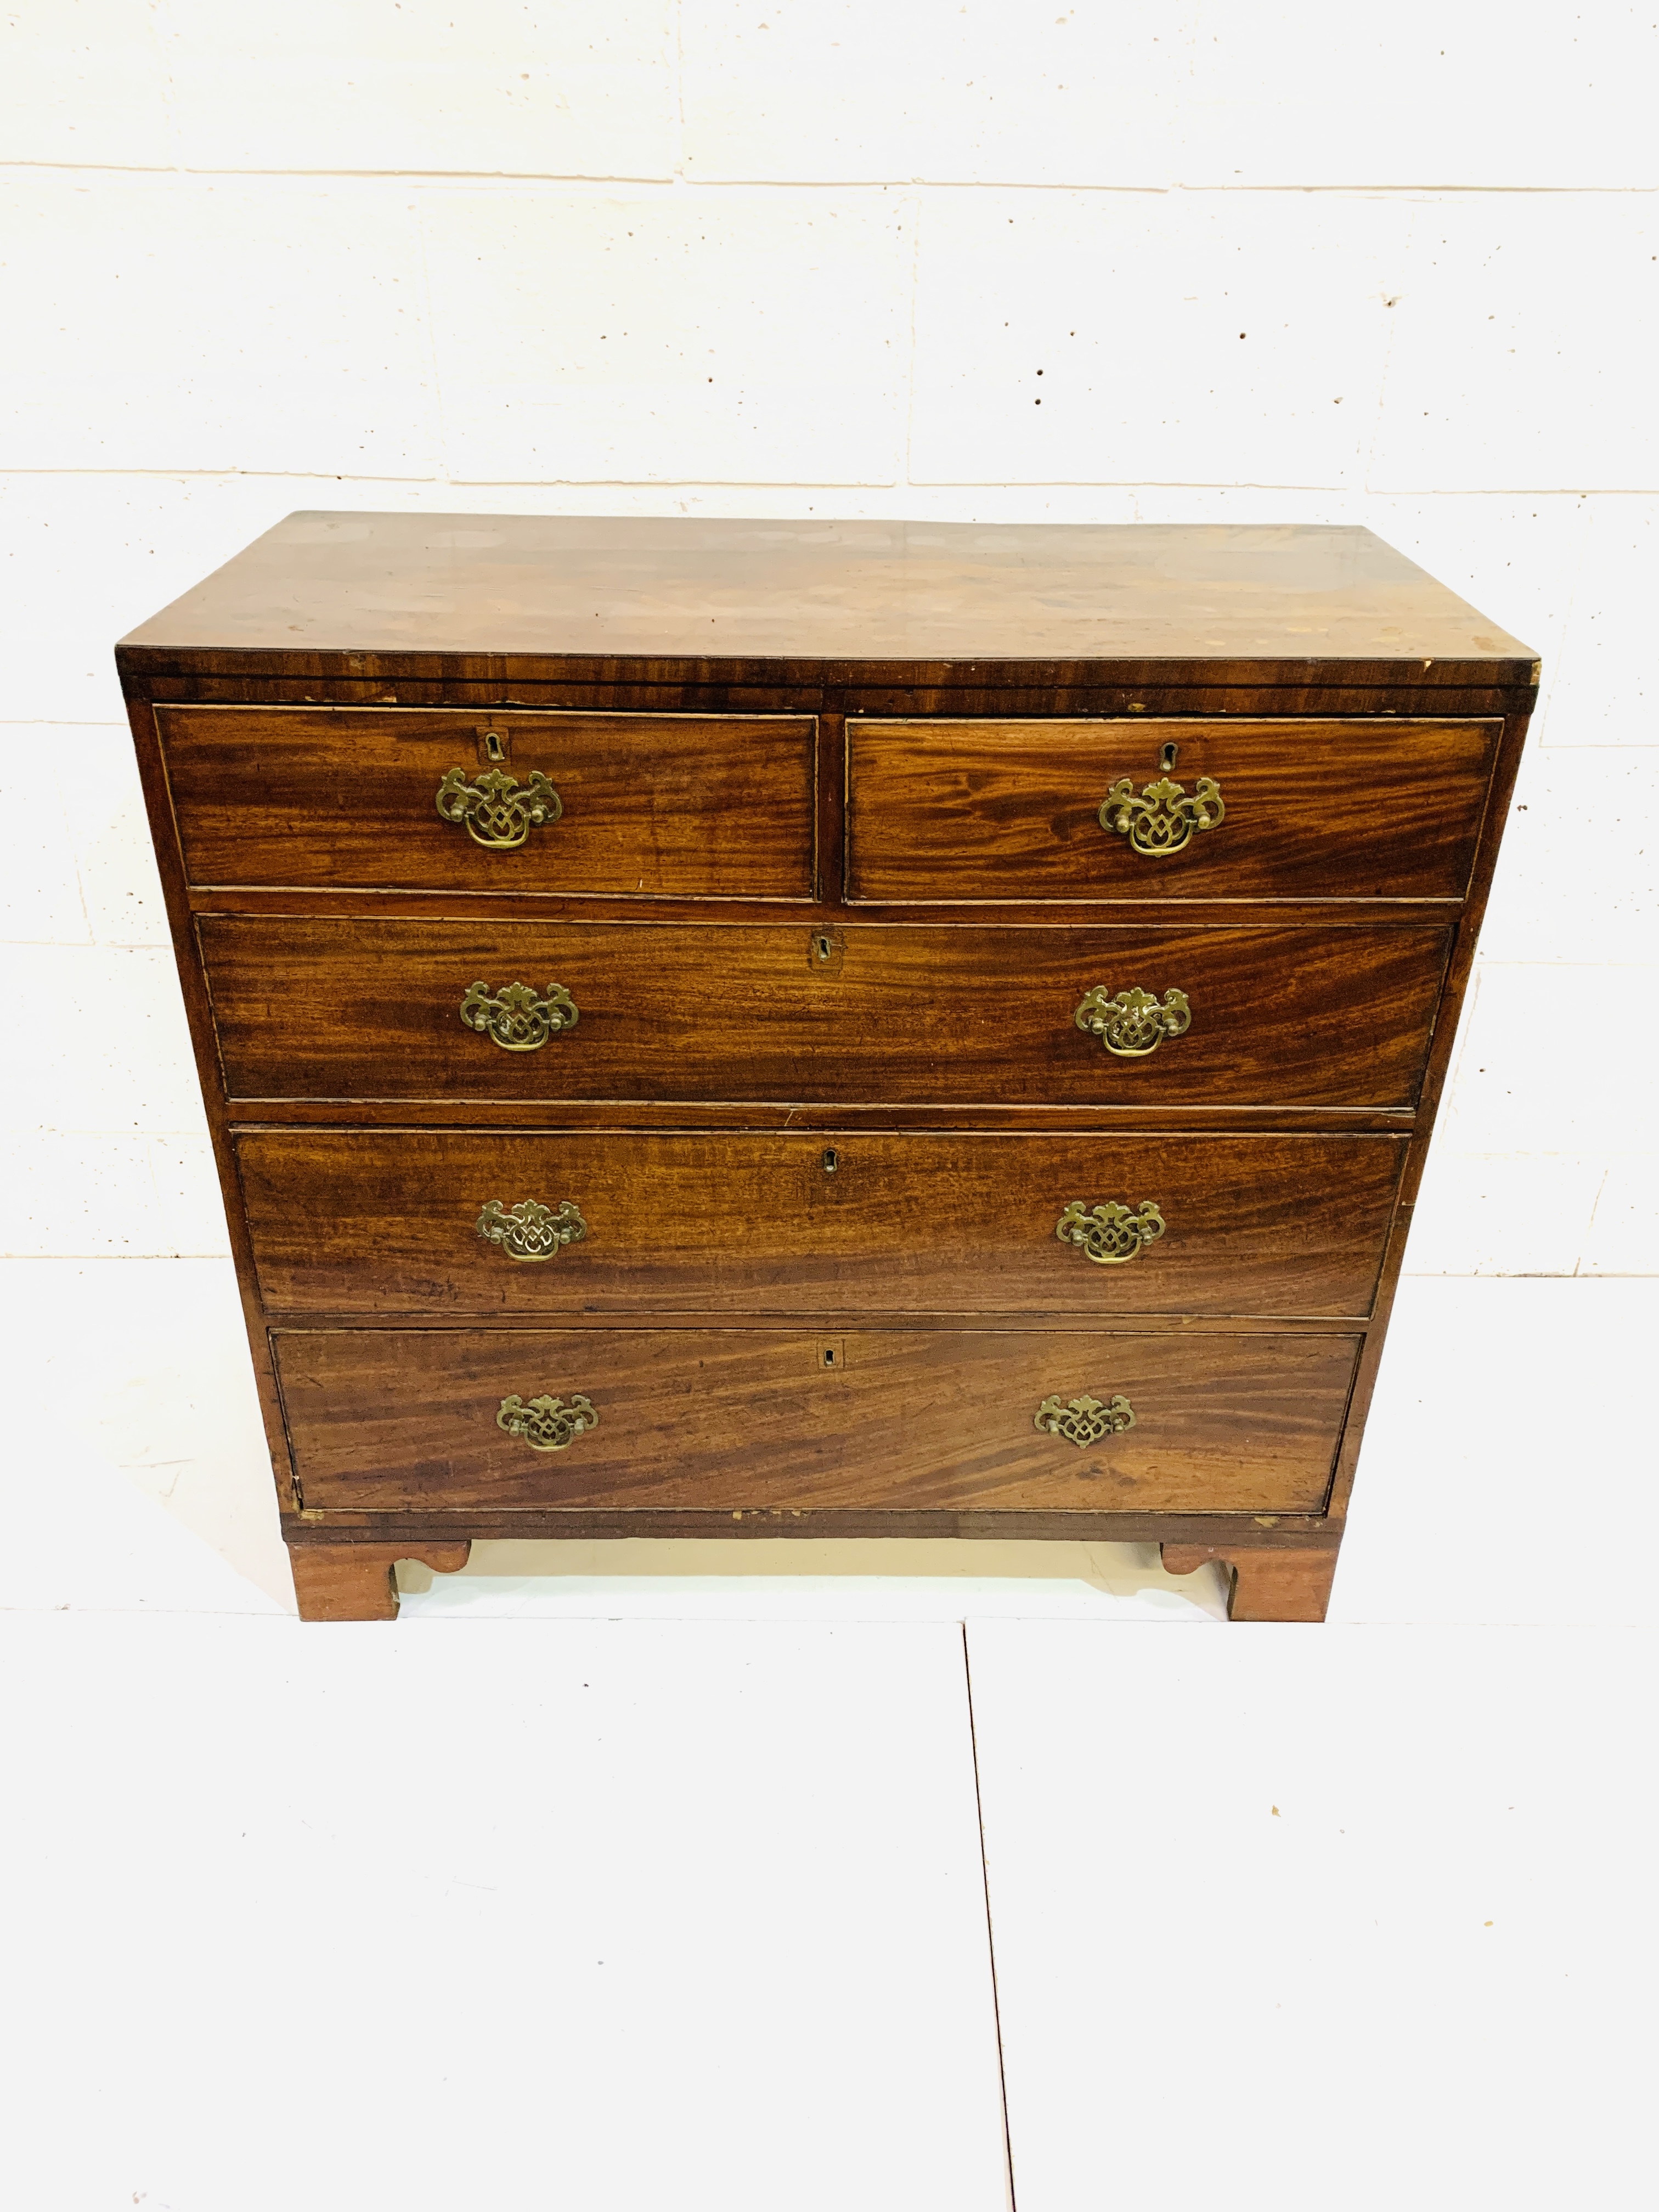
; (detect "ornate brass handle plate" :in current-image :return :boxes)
[436,765,562,850]
[476,1197,588,1263]
[459,979,579,1052]
[1074,984,1190,1058]
[1034,1393,1137,1447]
[496,1392,597,1452]
[1055,1198,1166,1266]
[1099,771,1224,856]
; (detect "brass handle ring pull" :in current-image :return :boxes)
[1055,1198,1166,1265]
[1074,984,1190,1058]
[1034,1393,1136,1447]
[1099,771,1223,856]
[436,765,562,850]
[459,979,579,1052]
[496,1393,597,1452]
[476,1198,588,1263]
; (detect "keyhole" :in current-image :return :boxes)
[1160,741,1179,772]
[821,1345,837,1368]
[815,934,833,962]
[822,1148,838,1174]
[484,729,506,761]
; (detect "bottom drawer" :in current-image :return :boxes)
[273,1328,1359,1516]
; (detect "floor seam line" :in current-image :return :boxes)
[962,1619,1019,2212]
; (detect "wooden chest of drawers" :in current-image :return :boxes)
[117,516,1535,1621]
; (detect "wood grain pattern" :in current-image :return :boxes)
[286,1539,472,1621]
[236,1128,1407,1319]
[119,514,1536,674]
[199,916,1453,1110]
[139,670,1538,723]
[159,706,816,900]
[114,514,1536,1618]
[847,718,1499,904]
[273,1327,1362,1516]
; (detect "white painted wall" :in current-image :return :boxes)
[3,1,1655,1289]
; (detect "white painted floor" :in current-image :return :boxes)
[1,1260,1654,2207]
[0,1613,1013,2211]
[968,1622,1653,2211]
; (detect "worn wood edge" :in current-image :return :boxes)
[155,701,821,725]
[182,888,1472,921]
[262,1313,1375,1336]
[232,1119,1414,1139]
[257,1310,1386,1332]
[115,642,1541,694]
[215,1100,1421,1133]
[218,1099,1431,1124]
[128,684,1543,725]
[281,1510,1331,1545]
[117,665,1539,719]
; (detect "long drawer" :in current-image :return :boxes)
[272,1327,1362,1515]
[157,707,817,899]
[845,717,1499,902]
[200,917,1453,1109]
[238,1129,1407,1318]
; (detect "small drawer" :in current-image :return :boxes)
[272,1325,1362,1516]
[199,916,1453,1111]
[845,717,1500,904]
[238,1128,1407,1319]
[157,706,817,899]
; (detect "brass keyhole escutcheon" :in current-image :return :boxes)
[1160,740,1178,772]
[481,726,507,763]
[809,927,845,975]
[822,1148,838,1174]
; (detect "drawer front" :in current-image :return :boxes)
[200,917,1452,1110]
[273,1327,1361,1515]
[239,1130,1406,1318]
[157,707,816,899]
[845,718,1500,903]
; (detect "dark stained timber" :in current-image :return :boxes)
[117,515,1532,1617]
[198,915,1453,1112]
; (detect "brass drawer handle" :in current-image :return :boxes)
[459,979,579,1052]
[1074,984,1190,1058]
[1099,770,1224,856]
[497,1392,597,1452]
[1056,1199,1166,1265]
[436,765,562,850]
[476,1198,588,1263]
[1034,1392,1136,1447]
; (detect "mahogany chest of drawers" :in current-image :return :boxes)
[118,516,1535,1621]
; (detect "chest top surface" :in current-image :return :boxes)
[120,513,1535,675]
